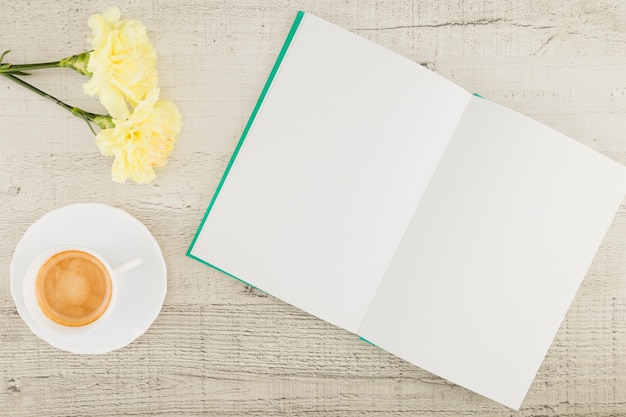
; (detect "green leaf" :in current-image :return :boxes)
[0,50,10,64]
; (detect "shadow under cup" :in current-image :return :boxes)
[23,247,119,335]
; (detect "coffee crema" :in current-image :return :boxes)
[35,250,113,327]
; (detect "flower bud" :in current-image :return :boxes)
[60,51,92,76]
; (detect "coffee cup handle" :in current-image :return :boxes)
[112,257,143,275]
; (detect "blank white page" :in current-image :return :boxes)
[189,13,470,332]
[358,95,626,409]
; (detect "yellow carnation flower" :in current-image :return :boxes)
[83,7,158,120]
[96,89,182,184]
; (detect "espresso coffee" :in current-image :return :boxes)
[35,250,113,327]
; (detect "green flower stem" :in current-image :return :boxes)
[0,51,92,76]
[0,60,62,72]
[2,73,113,131]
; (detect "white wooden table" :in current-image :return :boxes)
[2,1,626,415]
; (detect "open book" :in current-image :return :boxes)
[188,11,626,409]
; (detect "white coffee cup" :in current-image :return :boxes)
[22,246,143,336]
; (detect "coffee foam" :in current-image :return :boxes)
[36,250,112,327]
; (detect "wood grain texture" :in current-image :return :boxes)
[1,0,626,415]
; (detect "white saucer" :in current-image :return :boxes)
[10,203,167,354]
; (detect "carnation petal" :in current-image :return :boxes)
[99,83,131,120]
[95,128,117,156]
[102,8,120,25]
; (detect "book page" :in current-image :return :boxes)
[189,13,470,333]
[358,95,626,408]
